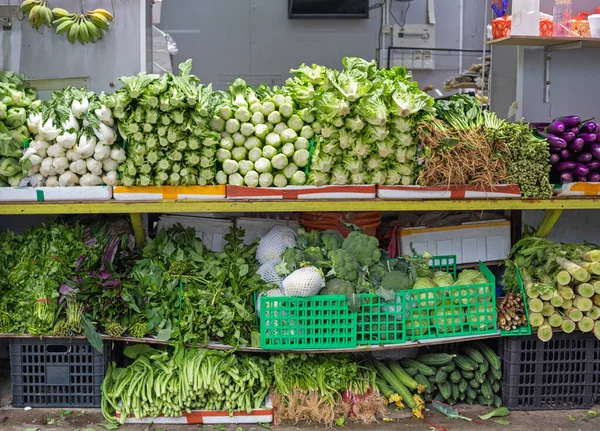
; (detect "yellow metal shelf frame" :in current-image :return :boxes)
[1,198,599,214]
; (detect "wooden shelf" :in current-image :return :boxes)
[0,332,502,353]
[1,198,600,215]
[487,36,600,49]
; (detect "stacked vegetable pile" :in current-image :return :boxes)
[271,353,382,425]
[286,58,433,185]
[419,95,553,198]
[102,344,273,423]
[22,87,122,186]
[534,116,600,183]
[505,234,600,341]
[106,60,217,186]
[0,218,134,337]
[0,71,39,186]
[211,80,311,187]
[375,344,502,410]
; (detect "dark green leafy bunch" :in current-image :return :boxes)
[485,117,552,199]
[434,95,484,131]
[128,224,270,347]
[2,221,92,335]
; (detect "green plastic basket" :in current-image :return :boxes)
[259,295,357,350]
[356,294,405,345]
[430,255,458,278]
[404,261,497,341]
[500,265,532,337]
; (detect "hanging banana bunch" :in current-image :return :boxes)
[20,0,115,45]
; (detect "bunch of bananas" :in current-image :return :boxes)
[20,0,53,29]
[20,0,114,45]
[54,9,114,44]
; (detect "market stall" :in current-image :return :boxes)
[2,0,600,428]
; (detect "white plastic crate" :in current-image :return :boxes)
[397,220,510,264]
[236,217,299,244]
[156,215,233,252]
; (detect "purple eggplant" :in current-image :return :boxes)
[547,121,566,135]
[569,127,580,134]
[560,149,571,160]
[589,172,600,182]
[587,160,600,171]
[576,152,593,163]
[540,133,568,149]
[556,116,581,128]
[578,133,597,144]
[560,171,574,183]
[580,121,598,134]
[550,153,561,165]
[561,131,576,143]
[571,137,586,153]
[574,163,590,176]
[575,176,588,182]
[550,146,561,153]
[591,144,600,160]
[556,161,576,172]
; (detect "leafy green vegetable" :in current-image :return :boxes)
[479,407,510,420]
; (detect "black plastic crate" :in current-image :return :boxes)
[501,333,596,410]
[9,338,109,407]
[593,338,600,401]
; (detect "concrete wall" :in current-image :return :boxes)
[157,0,486,90]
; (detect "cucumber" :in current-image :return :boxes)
[481,380,494,400]
[438,381,452,400]
[474,369,485,384]
[462,346,485,364]
[440,362,456,372]
[450,369,462,383]
[435,368,448,384]
[415,373,432,393]
[473,341,501,371]
[466,386,477,400]
[404,366,418,377]
[416,353,456,366]
[493,394,503,408]
[400,358,435,376]
[434,391,445,402]
[490,366,502,381]
[451,383,460,400]
[469,378,480,389]
[461,369,474,379]
[491,380,500,393]
[478,394,493,406]
[387,361,419,391]
[478,360,489,374]
[446,397,457,406]
[458,378,468,393]
[459,392,465,401]
[454,355,477,371]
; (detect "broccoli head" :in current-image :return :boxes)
[367,263,386,287]
[321,231,344,253]
[320,278,354,295]
[381,270,413,291]
[328,248,361,282]
[342,231,381,268]
[296,228,322,249]
[304,246,327,268]
[275,247,306,276]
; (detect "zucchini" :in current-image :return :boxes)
[454,355,477,371]
[372,360,417,409]
[438,381,452,400]
[458,378,468,393]
[416,353,456,366]
[375,378,395,399]
[400,358,435,376]
[440,362,456,372]
[473,341,501,371]
[450,370,462,383]
[386,360,419,391]
[461,369,474,379]
[451,383,460,400]
[414,373,432,393]
[462,346,485,364]
[435,369,448,384]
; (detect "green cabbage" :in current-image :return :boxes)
[432,271,454,288]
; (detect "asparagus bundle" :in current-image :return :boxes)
[497,292,527,331]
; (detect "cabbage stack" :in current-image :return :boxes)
[285,57,434,185]
[210,79,317,187]
[107,60,216,187]
[0,71,39,186]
